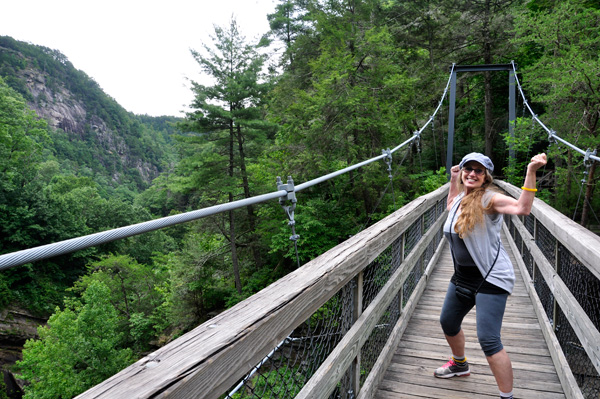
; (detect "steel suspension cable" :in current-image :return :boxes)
[389,63,456,155]
[0,66,458,272]
[510,60,600,164]
[0,191,287,271]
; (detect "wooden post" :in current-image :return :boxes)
[399,233,406,308]
[351,272,363,396]
[553,240,560,332]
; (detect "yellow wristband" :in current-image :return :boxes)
[521,186,538,192]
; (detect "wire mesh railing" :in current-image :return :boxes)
[499,180,600,399]
[222,191,448,399]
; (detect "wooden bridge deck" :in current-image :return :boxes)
[374,231,567,399]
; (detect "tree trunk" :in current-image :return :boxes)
[580,161,596,228]
[236,125,262,269]
[229,207,242,294]
[229,120,242,294]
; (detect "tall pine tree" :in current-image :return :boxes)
[178,17,272,294]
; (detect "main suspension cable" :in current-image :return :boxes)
[0,65,459,272]
[510,60,600,164]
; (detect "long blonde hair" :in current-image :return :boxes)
[454,170,494,238]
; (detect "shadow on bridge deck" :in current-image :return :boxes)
[374,231,566,399]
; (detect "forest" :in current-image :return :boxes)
[0,0,599,398]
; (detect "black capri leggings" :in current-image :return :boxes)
[439,282,509,357]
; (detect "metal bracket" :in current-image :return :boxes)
[413,130,421,152]
[277,176,299,243]
[382,148,392,179]
[584,148,596,167]
[582,148,597,184]
[548,129,557,144]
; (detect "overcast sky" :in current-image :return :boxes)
[1,0,277,117]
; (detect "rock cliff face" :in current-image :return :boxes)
[0,307,41,361]
[23,68,87,134]
[19,67,160,185]
[0,308,42,397]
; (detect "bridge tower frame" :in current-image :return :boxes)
[446,63,517,176]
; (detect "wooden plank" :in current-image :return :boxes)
[387,359,564,389]
[357,239,447,399]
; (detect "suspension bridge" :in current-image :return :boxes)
[0,63,598,399]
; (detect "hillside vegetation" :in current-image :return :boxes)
[0,0,598,397]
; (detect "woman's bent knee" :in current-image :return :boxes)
[440,313,461,337]
[479,336,503,356]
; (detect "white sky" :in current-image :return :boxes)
[0,0,278,117]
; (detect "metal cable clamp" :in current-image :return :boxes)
[277,176,300,267]
[582,148,597,184]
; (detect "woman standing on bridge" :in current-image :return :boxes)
[434,152,547,399]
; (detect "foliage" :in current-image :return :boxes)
[17,280,134,399]
[165,230,233,329]
[2,1,599,392]
[0,375,7,399]
[72,255,169,351]
[229,363,305,399]
[512,0,600,225]
[410,167,448,198]
[501,117,548,186]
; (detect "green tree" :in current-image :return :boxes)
[73,254,169,351]
[166,231,234,329]
[178,17,273,294]
[269,0,418,223]
[266,0,313,67]
[18,280,134,399]
[513,0,600,226]
[0,77,49,252]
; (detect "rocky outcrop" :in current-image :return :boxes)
[17,66,160,185]
[0,307,44,397]
[23,68,87,136]
[0,307,43,360]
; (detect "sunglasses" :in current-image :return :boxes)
[462,166,485,175]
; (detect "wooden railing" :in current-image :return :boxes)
[77,184,450,399]
[497,180,600,399]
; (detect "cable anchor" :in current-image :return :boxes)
[414,130,422,152]
[277,176,300,268]
[382,148,393,179]
[548,129,557,145]
[582,148,597,184]
[382,148,396,210]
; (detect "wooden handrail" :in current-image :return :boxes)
[496,180,600,397]
[296,213,447,398]
[77,184,450,399]
[495,180,600,280]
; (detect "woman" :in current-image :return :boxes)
[434,152,547,399]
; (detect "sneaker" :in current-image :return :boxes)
[434,357,470,378]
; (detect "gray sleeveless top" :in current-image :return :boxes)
[444,191,515,294]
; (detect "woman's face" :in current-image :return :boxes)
[461,161,487,192]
